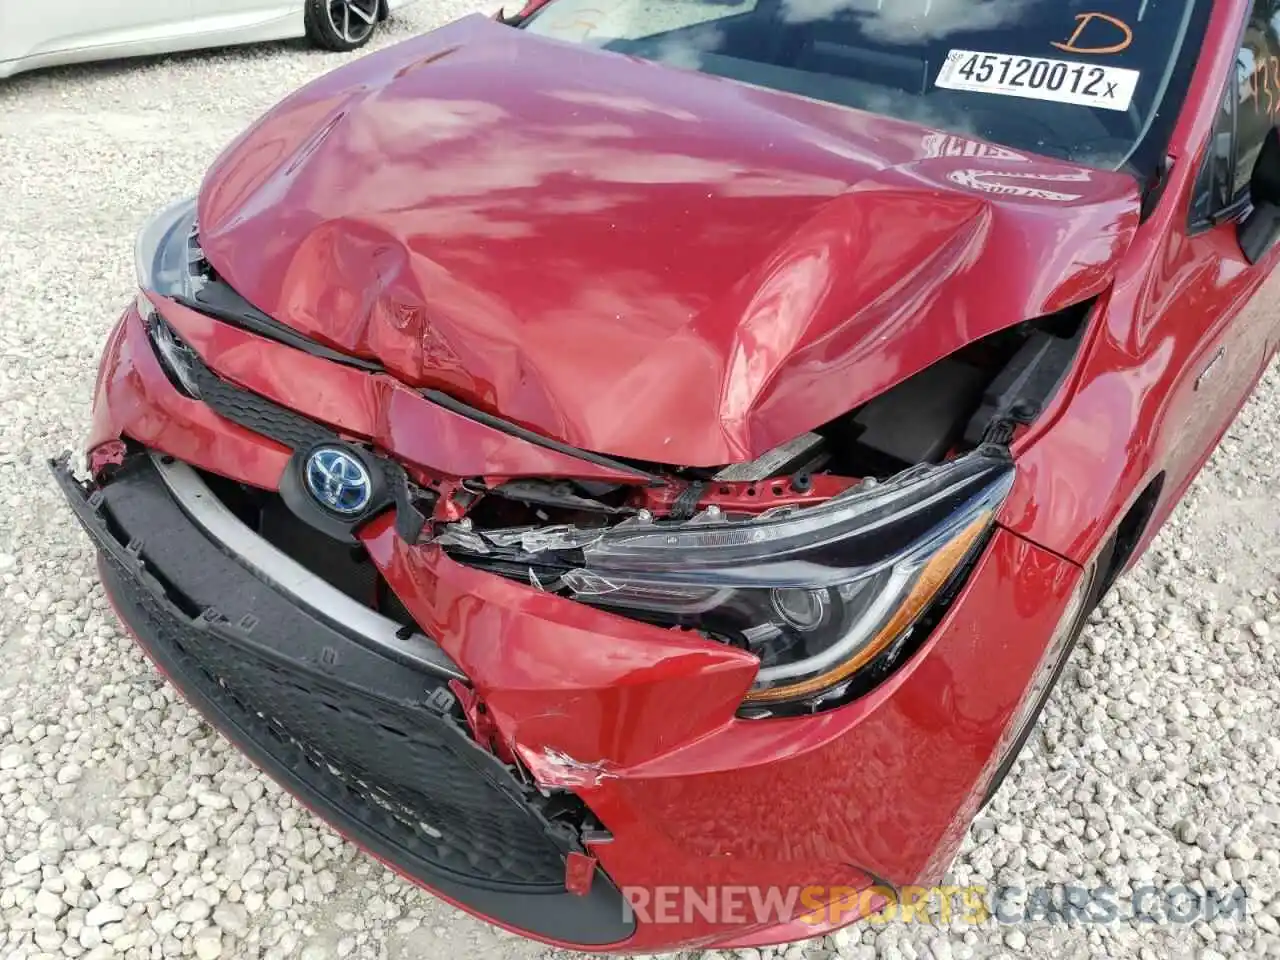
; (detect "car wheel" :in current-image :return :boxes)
[979,569,1097,809]
[305,0,383,52]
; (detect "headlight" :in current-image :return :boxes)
[134,197,202,398]
[444,450,1014,711]
[135,196,198,298]
[140,304,202,399]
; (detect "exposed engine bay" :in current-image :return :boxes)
[406,305,1085,712]
[427,299,1086,543]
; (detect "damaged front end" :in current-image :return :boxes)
[417,295,1090,715]
[58,185,1095,950]
[436,449,1013,715]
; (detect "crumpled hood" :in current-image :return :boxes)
[198,14,1140,467]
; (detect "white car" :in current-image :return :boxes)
[0,0,421,80]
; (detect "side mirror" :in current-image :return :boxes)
[1239,127,1280,264]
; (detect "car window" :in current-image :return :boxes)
[1191,0,1280,227]
[523,0,1212,182]
[1190,82,1239,227]
[1235,1,1280,197]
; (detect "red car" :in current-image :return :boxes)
[52,0,1280,951]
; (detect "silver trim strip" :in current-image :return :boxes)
[149,454,465,681]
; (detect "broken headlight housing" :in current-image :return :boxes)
[443,450,1014,711]
[144,311,202,399]
[135,195,199,300]
[133,196,203,397]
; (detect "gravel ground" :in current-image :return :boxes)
[1,4,1279,959]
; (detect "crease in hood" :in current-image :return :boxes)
[197,13,1142,468]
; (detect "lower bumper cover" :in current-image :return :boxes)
[51,454,633,946]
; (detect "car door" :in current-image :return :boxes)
[1153,0,1280,516]
[183,0,298,30]
[0,0,194,71]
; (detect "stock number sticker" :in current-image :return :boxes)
[935,49,1139,112]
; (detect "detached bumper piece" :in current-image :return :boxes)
[50,453,633,947]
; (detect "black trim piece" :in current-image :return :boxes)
[175,284,384,373]
[276,442,428,544]
[963,314,1093,448]
[1096,474,1164,601]
[422,389,663,484]
[1140,155,1175,223]
[1211,197,1252,227]
[1191,197,1252,235]
[383,455,430,542]
[57,453,456,682]
[49,454,635,947]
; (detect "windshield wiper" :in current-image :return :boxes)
[174,281,384,373]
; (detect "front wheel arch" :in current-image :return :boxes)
[979,472,1165,807]
[1096,473,1165,600]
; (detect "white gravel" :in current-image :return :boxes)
[1,4,1278,959]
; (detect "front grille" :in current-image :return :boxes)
[61,454,572,892]
[55,444,637,945]
[190,357,334,451]
[102,549,570,889]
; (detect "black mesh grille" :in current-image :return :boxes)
[53,447,634,945]
[101,549,568,890]
[192,361,334,451]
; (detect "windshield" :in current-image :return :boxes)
[522,0,1211,177]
